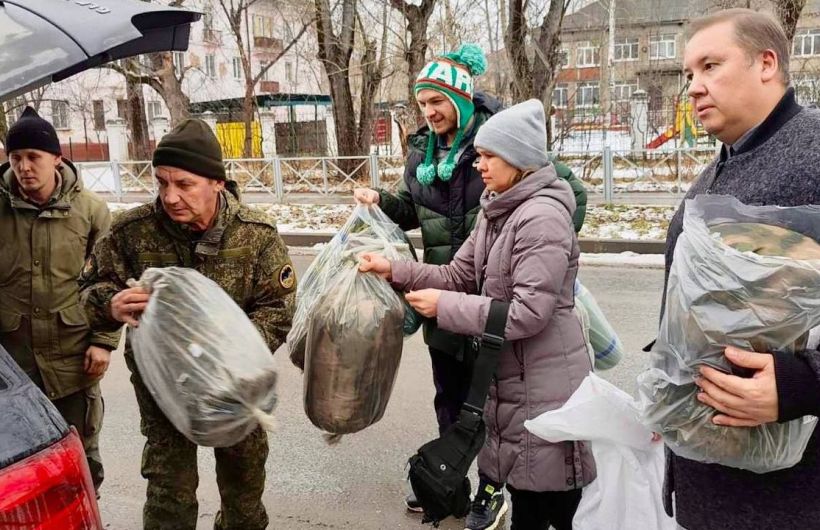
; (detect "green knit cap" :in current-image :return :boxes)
[413,43,487,185]
[152,118,225,180]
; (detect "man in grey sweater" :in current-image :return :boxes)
[658,9,820,529]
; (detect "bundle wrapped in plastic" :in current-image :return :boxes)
[287,205,421,371]
[131,267,277,447]
[574,279,624,370]
[304,265,405,435]
[639,195,820,472]
[287,205,418,436]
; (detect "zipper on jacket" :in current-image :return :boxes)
[513,343,525,381]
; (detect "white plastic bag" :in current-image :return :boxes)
[525,374,676,530]
[131,267,277,447]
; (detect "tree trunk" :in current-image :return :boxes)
[125,58,151,160]
[153,52,191,126]
[390,0,436,153]
[773,0,807,42]
[532,0,569,150]
[315,0,360,167]
[506,0,569,150]
[327,72,358,157]
[242,83,257,158]
[505,0,532,103]
[0,106,8,145]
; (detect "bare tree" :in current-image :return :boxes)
[506,0,572,148]
[315,0,388,165]
[772,0,807,41]
[216,0,314,158]
[106,53,192,127]
[389,0,437,127]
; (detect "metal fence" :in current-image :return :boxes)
[76,146,718,205]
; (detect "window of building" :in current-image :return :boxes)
[559,48,570,68]
[252,15,274,38]
[146,101,163,121]
[204,54,216,79]
[576,42,600,67]
[577,82,600,108]
[172,52,186,75]
[203,5,214,31]
[614,37,639,61]
[5,99,25,123]
[116,99,127,119]
[93,100,105,130]
[259,61,270,81]
[553,84,568,108]
[51,100,69,129]
[612,82,638,101]
[649,34,676,60]
[793,29,820,57]
[232,57,243,79]
[285,62,293,82]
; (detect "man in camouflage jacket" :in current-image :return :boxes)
[80,119,296,530]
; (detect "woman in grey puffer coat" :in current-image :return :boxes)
[360,99,596,530]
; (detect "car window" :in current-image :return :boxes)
[0,3,85,99]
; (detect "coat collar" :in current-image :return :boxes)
[480,165,563,221]
[719,87,802,163]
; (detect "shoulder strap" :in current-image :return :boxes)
[462,300,510,419]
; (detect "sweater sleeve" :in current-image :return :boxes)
[773,349,820,422]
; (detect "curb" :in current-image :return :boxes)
[280,232,666,255]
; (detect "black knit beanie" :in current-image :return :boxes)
[5,106,62,155]
[152,119,225,180]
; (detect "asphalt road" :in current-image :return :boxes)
[97,258,665,530]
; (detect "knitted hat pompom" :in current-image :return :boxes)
[436,159,456,182]
[443,43,488,76]
[416,163,437,186]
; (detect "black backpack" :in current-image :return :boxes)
[407,300,509,526]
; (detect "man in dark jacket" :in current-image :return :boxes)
[657,9,820,529]
[355,44,586,529]
[0,107,117,492]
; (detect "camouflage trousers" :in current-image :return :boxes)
[51,382,105,492]
[125,354,269,530]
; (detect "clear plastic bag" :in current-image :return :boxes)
[287,205,417,436]
[287,205,421,370]
[574,280,624,370]
[525,374,676,530]
[638,195,820,472]
[131,267,277,448]
[304,265,405,435]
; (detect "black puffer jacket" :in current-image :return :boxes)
[378,92,502,356]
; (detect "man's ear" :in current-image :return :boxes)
[759,49,779,83]
[214,180,225,192]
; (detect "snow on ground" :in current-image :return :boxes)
[107,202,675,241]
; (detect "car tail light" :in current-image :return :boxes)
[0,428,102,529]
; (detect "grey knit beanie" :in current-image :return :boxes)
[474,99,548,170]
